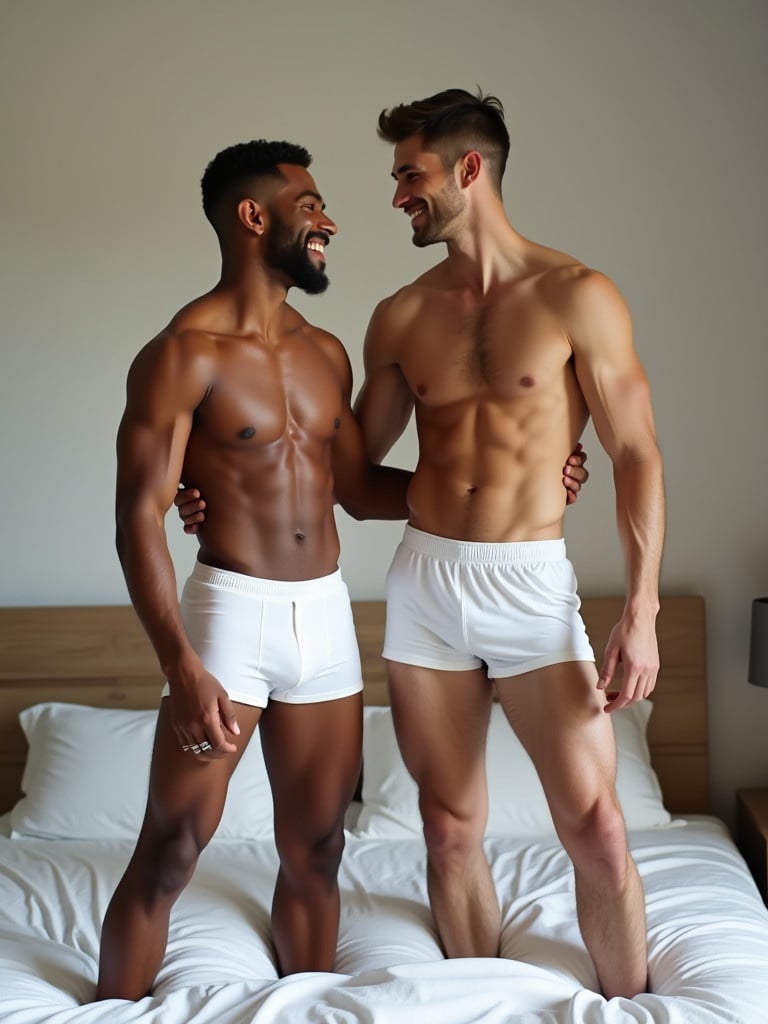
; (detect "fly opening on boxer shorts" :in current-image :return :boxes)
[161,561,363,707]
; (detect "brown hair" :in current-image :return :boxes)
[377,88,509,194]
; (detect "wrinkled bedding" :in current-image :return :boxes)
[1,816,767,1023]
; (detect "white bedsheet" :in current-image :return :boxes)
[0,817,766,1023]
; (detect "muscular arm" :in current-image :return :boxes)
[568,272,665,708]
[320,330,411,520]
[116,332,238,753]
[353,298,415,464]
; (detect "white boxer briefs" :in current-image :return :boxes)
[163,561,364,707]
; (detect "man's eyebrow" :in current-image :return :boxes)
[296,189,325,209]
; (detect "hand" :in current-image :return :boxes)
[597,611,660,712]
[167,654,240,761]
[174,486,206,535]
[563,443,588,505]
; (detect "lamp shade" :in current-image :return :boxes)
[749,597,768,687]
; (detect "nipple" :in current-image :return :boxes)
[239,426,256,440]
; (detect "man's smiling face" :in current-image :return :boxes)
[265,164,337,294]
[390,135,466,248]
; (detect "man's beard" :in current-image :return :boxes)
[413,177,465,248]
[266,223,330,294]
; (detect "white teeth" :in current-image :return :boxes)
[408,207,426,219]
[307,240,325,252]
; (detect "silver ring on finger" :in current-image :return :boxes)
[190,744,202,755]
[199,741,213,752]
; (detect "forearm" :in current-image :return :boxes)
[613,450,665,614]
[116,509,196,678]
[338,466,412,521]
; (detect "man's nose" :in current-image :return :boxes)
[320,213,337,236]
[392,183,408,209]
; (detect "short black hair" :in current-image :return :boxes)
[378,88,509,193]
[200,139,312,222]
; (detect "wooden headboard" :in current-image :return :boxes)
[0,596,708,815]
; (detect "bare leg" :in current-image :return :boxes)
[96,700,260,1000]
[496,661,648,998]
[387,661,499,957]
[259,692,362,974]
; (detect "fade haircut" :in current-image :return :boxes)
[377,88,509,195]
[200,139,312,225]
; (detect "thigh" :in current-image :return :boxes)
[143,698,262,844]
[387,661,493,818]
[259,692,363,838]
[494,661,617,825]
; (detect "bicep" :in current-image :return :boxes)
[116,412,193,521]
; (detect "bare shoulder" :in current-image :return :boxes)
[538,261,626,312]
[126,299,221,403]
[294,313,353,391]
[535,261,631,345]
[364,266,442,356]
[308,321,350,366]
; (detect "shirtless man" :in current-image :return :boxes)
[96,139,414,1000]
[353,88,665,999]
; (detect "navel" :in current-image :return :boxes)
[239,426,256,440]
[295,531,306,543]
[417,384,427,397]
[334,417,341,429]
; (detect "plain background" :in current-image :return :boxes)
[2,0,766,823]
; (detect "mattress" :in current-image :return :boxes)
[1,816,766,1023]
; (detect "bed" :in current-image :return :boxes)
[0,596,766,1024]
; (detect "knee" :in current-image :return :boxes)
[276,821,346,886]
[421,800,485,872]
[555,797,629,881]
[139,825,204,897]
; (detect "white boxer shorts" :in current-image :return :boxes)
[383,526,594,679]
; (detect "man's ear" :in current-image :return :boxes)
[458,151,482,188]
[237,198,266,235]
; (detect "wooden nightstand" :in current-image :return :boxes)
[737,788,768,904]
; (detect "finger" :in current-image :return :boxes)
[564,464,589,484]
[180,508,206,524]
[204,712,238,756]
[597,647,619,692]
[183,523,201,535]
[178,501,206,520]
[566,443,586,465]
[174,488,200,508]
[219,696,241,738]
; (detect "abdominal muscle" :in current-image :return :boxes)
[406,398,586,543]
[182,445,341,583]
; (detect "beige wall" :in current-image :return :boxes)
[2,0,767,822]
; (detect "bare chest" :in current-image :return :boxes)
[191,338,342,450]
[399,292,573,406]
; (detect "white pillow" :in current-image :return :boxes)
[10,702,274,840]
[355,701,671,839]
